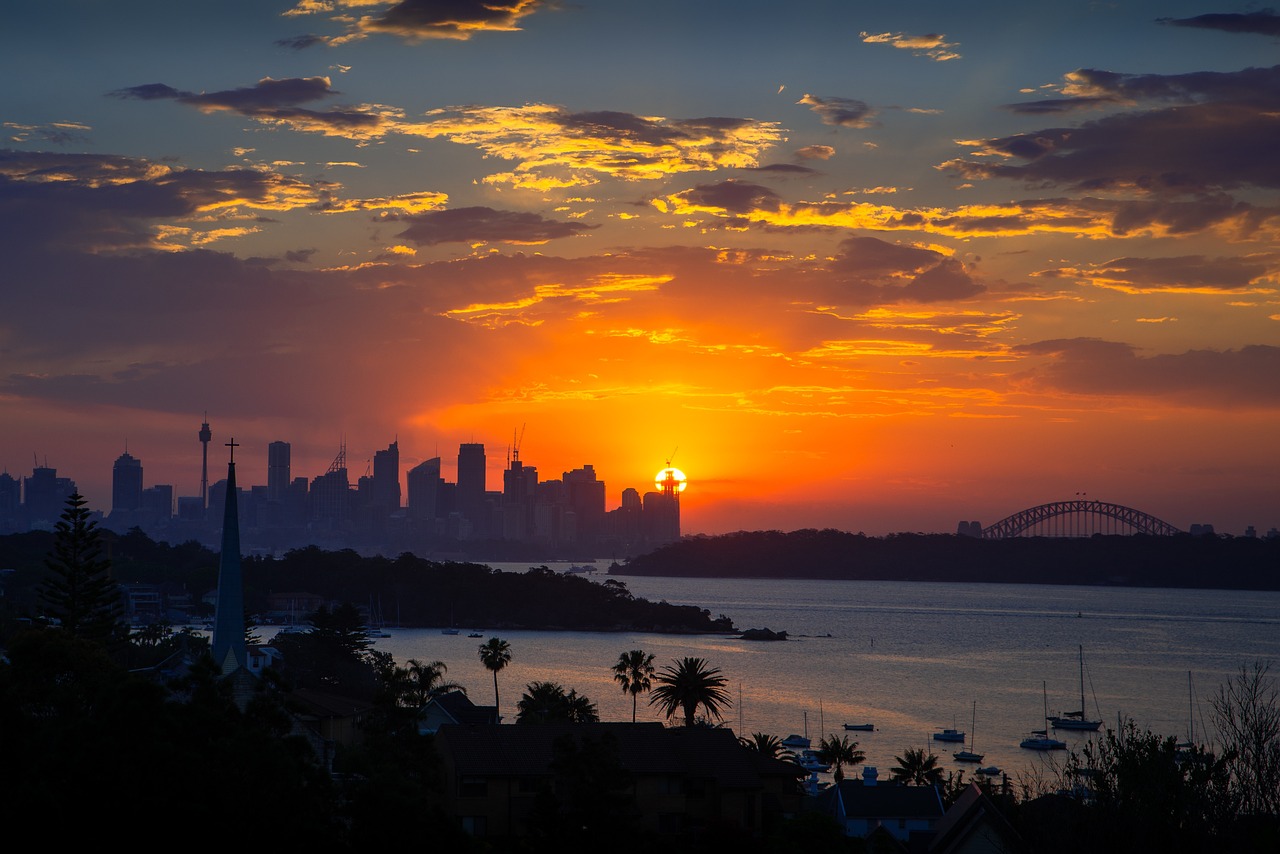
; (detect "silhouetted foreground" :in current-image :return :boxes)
[0,529,733,632]
[613,529,1280,590]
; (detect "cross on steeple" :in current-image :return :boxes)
[226,437,239,463]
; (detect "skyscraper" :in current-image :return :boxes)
[111,450,143,515]
[267,441,290,501]
[372,440,401,512]
[407,456,442,523]
[457,442,486,532]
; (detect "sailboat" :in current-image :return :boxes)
[1021,682,1067,750]
[953,700,984,763]
[1047,645,1102,731]
[1177,671,1196,754]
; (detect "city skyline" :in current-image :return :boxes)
[3,3,1279,537]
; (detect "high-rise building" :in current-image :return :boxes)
[457,443,486,533]
[407,456,442,523]
[563,464,606,544]
[267,441,290,501]
[23,464,75,528]
[372,440,401,512]
[211,441,247,676]
[112,450,144,514]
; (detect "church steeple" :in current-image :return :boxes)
[211,438,247,675]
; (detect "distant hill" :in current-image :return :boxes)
[611,529,1280,590]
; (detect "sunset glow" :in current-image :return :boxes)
[2,2,1278,536]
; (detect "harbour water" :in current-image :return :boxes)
[264,570,1280,784]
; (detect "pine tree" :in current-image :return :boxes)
[38,493,124,645]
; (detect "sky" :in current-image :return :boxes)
[2,1,1278,537]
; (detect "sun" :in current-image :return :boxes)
[655,467,688,493]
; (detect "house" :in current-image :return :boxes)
[926,782,1020,853]
[287,687,376,770]
[418,690,498,734]
[433,722,804,842]
[812,766,945,842]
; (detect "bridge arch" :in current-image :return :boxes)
[981,500,1182,539]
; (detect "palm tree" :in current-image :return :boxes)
[516,681,600,724]
[815,734,866,783]
[478,636,512,718]
[741,732,785,758]
[612,649,656,722]
[890,747,944,786]
[648,656,732,727]
[402,658,463,708]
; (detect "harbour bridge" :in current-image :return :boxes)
[968,500,1183,539]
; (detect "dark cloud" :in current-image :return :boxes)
[0,149,321,251]
[797,94,877,128]
[1003,96,1123,114]
[746,163,819,175]
[285,248,318,263]
[1158,10,1280,37]
[395,206,597,245]
[1034,253,1276,292]
[114,76,338,110]
[111,77,391,138]
[827,236,985,303]
[276,34,325,50]
[672,180,782,214]
[363,0,547,40]
[943,103,1280,195]
[1013,339,1280,406]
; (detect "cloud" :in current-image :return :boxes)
[0,149,326,252]
[795,144,835,160]
[745,163,819,175]
[111,76,400,139]
[1158,10,1280,37]
[825,236,985,303]
[1032,253,1280,293]
[284,0,550,43]
[275,33,325,50]
[667,179,782,215]
[944,66,1280,197]
[860,31,960,62]
[1013,338,1280,406]
[797,94,876,128]
[413,104,784,187]
[4,120,91,145]
[393,206,597,245]
[658,178,1280,240]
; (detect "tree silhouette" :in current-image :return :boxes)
[648,656,731,727]
[612,648,656,723]
[890,747,944,786]
[517,681,599,724]
[478,636,512,719]
[741,732,785,758]
[38,493,124,646]
[816,734,865,783]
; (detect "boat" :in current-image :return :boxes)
[933,723,965,743]
[1048,645,1102,731]
[1022,683,1067,750]
[977,766,1002,776]
[468,631,483,638]
[441,628,460,635]
[1020,730,1066,751]
[843,723,875,732]
[953,700,985,763]
[795,749,831,772]
[781,734,811,749]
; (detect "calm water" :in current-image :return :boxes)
[264,570,1280,782]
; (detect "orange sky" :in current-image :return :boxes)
[2,2,1278,536]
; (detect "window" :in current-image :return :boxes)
[458,776,488,797]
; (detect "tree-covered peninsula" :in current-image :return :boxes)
[0,530,734,633]
[611,529,1280,590]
